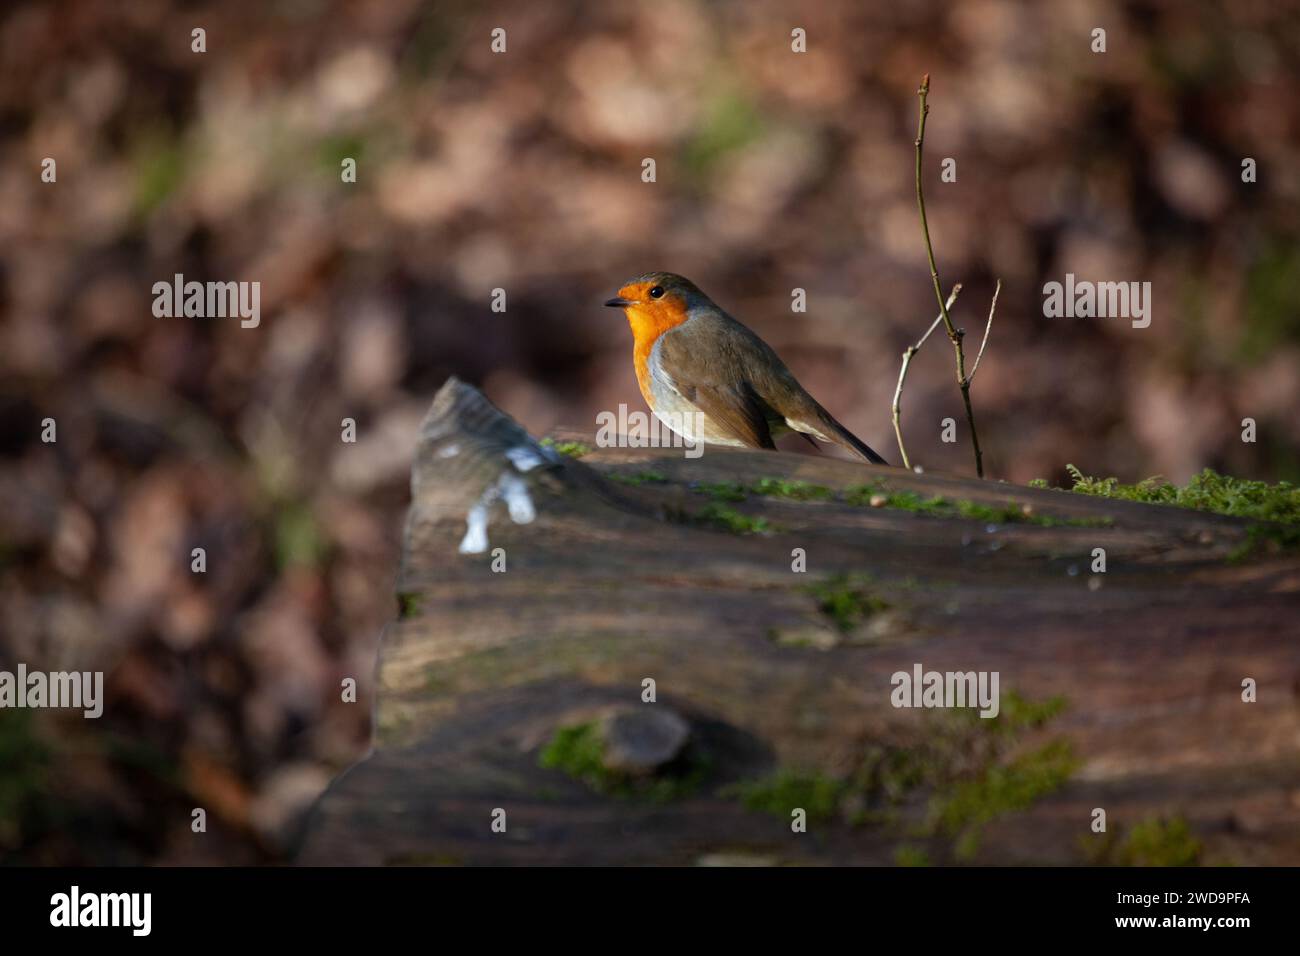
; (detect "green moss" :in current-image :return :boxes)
[989,690,1068,736]
[806,574,890,633]
[687,474,1111,528]
[1063,466,1300,560]
[609,470,669,486]
[751,477,834,501]
[1113,816,1203,867]
[929,739,1078,859]
[732,771,845,822]
[691,477,835,505]
[843,483,1110,528]
[694,503,773,535]
[539,722,607,783]
[728,692,1075,861]
[684,474,1109,537]
[694,481,749,503]
[1064,466,1300,523]
[397,592,423,619]
[540,438,591,459]
[861,743,932,803]
[1228,522,1300,562]
[538,721,703,802]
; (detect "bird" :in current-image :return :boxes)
[605,272,888,464]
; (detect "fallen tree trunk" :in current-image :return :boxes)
[299,378,1300,866]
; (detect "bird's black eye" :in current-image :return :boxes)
[648,285,664,299]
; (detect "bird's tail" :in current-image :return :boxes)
[818,411,889,465]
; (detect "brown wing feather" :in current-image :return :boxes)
[688,382,776,449]
[696,314,890,465]
[657,310,888,464]
[656,326,775,448]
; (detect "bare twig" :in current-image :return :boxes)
[892,283,962,470]
[969,279,1001,382]
[914,74,985,478]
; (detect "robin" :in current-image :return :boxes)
[605,272,888,464]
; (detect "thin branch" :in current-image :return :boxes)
[915,74,985,478]
[969,278,1001,382]
[892,283,962,470]
[914,295,954,353]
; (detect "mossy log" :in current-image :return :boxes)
[299,378,1300,866]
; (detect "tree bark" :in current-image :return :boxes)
[299,378,1300,866]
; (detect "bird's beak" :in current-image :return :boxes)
[604,296,633,308]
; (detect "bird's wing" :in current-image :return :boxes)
[655,325,776,448]
[665,310,890,465]
[689,382,776,449]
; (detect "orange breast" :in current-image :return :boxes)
[626,302,690,409]
[632,337,659,406]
